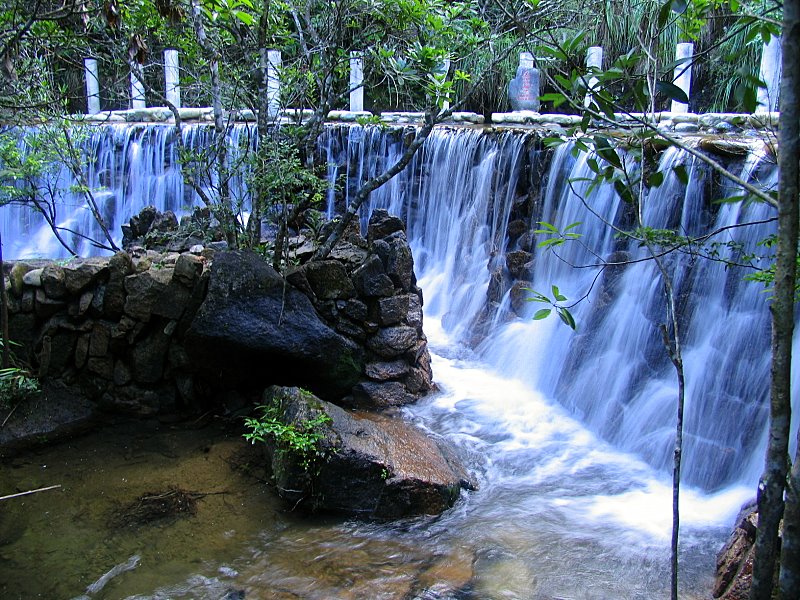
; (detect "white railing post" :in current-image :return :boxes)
[671,42,694,113]
[584,46,603,107]
[131,64,146,109]
[350,52,364,112]
[164,49,181,108]
[267,49,281,119]
[84,58,100,114]
[756,35,781,113]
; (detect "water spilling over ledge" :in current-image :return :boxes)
[0,119,791,597]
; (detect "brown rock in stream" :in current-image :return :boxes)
[262,386,476,518]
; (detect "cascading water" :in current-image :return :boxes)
[322,123,784,490]
[1,121,788,597]
[1,123,256,259]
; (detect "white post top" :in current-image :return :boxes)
[671,42,694,113]
[586,46,603,68]
[349,52,364,112]
[757,35,781,113]
[519,52,534,69]
[84,58,100,115]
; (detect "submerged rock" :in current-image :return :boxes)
[262,386,475,518]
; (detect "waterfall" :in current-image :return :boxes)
[3,122,787,492]
[1,123,256,259]
[320,124,783,491]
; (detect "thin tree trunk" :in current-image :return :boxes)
[776,0,800,595]
[751,4,800,595]
[313,117,437,260]
[0,231,9,369]
[191,0,236,247]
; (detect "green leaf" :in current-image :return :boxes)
[672,164,689,185]
[535,221,559,233]
[656,80,689,104]
[657,0,673,28]
[593,136,622,169]
[558,308,577,330]
[533,308,552,320]
[647,170,665,188]
[552,284,567,302]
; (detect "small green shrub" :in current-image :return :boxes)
[0,366,40,408]
[243,395,332,471]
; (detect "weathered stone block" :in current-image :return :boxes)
[113,360,133,386]
[352,254,395,297]
[131,329,171,384]
[34,289,66,318]
[351,381,414,407]
[41,264,66,298]
[87,356,114,379]
[367,326,418,358]
[89,323,111,357]
[22,268,43,287]
[123,267,173,321]
[386,234,414,291]
[367,208,405,244]
[339,298,368,322]
[365,360,409,381]
[74,334,90,369]
[63,260,107,294]
[173,253,204,286]
[378,294,409,326]
[303,260,357,300]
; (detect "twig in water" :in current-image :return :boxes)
[0,484,61,501]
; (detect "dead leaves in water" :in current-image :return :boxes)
[109,487,223,529]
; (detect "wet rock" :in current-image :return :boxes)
[0,381,96,451]
[487,267,511,304]
[22,267,43,288]
[365,360,410,381]
[349,381,415,408]
[263,386,474,518]
[185,251,363,400]
[407,294,423,330]
[367,326,418,358]
[714,502,759,599]
[505,250,533,280]
[378,294,409,326]
[414,548,476,598]
[367,208,405,244]
[506,219,528,242]
[509,281,533,316]
[386,234,415,291]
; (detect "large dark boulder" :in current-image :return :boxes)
[262,386,475,518]
[185,251,364,400]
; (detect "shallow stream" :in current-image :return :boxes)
[0,336,750,599]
